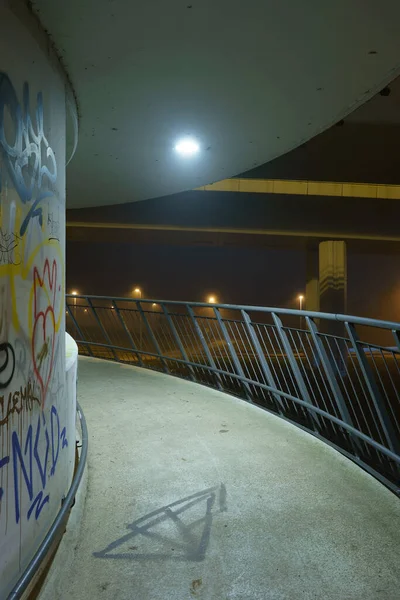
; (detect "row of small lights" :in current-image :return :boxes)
[69,290,305,309]
[67,288,219,314]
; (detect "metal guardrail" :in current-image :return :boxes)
[8,403,88,600]
[66,295,400,492]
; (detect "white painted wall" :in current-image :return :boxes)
[0,2,75,596]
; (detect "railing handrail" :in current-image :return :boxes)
[66,294,400,495]
[66,294,400,332]
[7,403,88,600]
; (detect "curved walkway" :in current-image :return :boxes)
[47,358,400,600]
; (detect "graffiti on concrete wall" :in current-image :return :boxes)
[0,228,21,265]
[0,72,57,236]
[0,62,70,597]
[0,402,68,523]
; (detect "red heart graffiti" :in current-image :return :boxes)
[32,258,58,407]
[32,306,55,408]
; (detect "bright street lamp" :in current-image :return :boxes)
[133,287,142,299]
[207,295,217,304]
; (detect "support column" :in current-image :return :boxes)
[0,2,77,596]
[305,248,319,313]
[319,241,347,316]
[318,241,347,374]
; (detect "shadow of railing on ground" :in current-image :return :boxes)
[93,484,227,563]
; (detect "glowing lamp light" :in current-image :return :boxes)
[208,295,217,304]
[174,137,200,157]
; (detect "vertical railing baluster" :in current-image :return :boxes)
[66,299,94,357]
[306,316,361,453]
[345,322,400,454]
[213,307,252,401]
[137,302,169,373]
[187,305,223,390]
[87,298,119,361]
[241,310,284,412]
[272,313,321,429]
[112,299,144,367]
[161,305,195,381]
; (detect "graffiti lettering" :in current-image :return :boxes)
[0,379,40,426]
[0,456,9,501]
[0,72,57,236]
[32,258,58,406]
[0,341,15,389]
[0,228,21,265]
[0,404,68,523]
[14,338,27,379]
[47,206,60,241]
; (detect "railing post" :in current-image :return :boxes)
[112,300,144,367]
[306,316,361,454]
[66,299,94,357]
[272,313,321,429]
[241,310,284,412]
[213,307,252,402]
[137,302,169,374]
[345,322,400,454]
[187,305,223,390]
[161,305,196,381]
[86,298,119,361]
[391,330,400,353]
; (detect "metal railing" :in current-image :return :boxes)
[66,295,400,493]
[8,403,88,600]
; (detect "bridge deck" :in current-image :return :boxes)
[45,358,400,600]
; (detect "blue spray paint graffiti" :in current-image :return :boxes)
[0,404,67,523]
[0,72,57,235]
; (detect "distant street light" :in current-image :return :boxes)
[298,294,304,330]
[133,288,143,348]
[207,295,217,304]
[71,290,78,312]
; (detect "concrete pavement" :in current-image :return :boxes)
[42,357,400,600]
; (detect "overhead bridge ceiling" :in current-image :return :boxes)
[32,0,400,208]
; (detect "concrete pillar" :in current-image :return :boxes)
[318,241,347,375]
[0,2,77,596]
[319,241,347,315]
[305,249,319,312]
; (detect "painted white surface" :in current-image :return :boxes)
[65,333,78,487]
[0,4,74,597]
